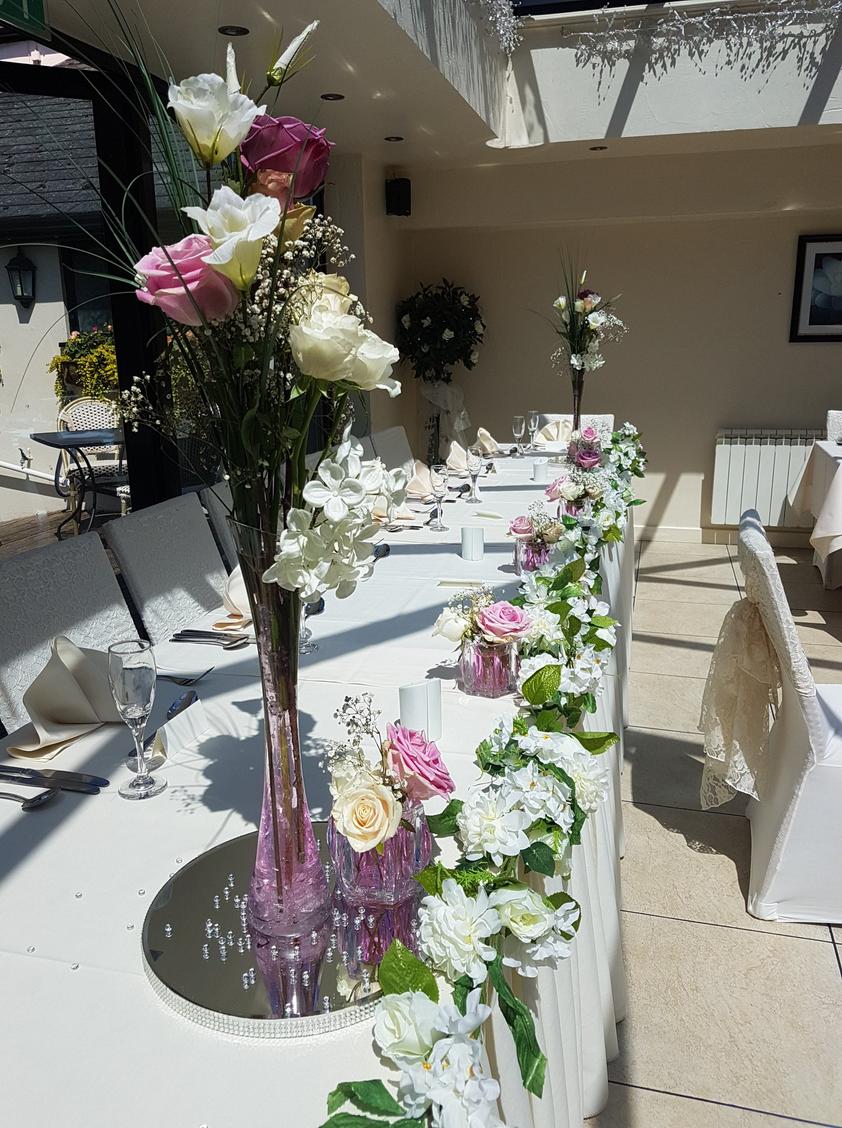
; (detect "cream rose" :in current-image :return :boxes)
[488,884,556,942]
[332,779,401,852]
[373,991,440,1065]
[289,300,401,398]
[433,606,469,643]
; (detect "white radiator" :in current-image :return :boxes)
[712,428,823,528]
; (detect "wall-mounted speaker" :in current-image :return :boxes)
[385,177,411,216]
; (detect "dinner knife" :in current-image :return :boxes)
[0,767,100,794]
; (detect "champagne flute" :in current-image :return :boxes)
[466,445,483,503]
[512,415,526,456]
[108,639,166,801]
[527,410,540,450]
[299,598,318,655]
[429,464,449,531]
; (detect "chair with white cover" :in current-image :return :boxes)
[538,413,615,441]
[102,493,227,644]
[701,508,842,922]
[371,426,414,475]
[826,410,842,443]
[0,534,137,734]
[358,435,376,459]
[200,481,237,573]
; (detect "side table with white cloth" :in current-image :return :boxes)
[0,454,633,1128]
[787,439,842,587]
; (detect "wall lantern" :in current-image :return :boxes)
[6,247,36,309]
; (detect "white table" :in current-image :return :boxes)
[0,456,633,1128]
[788,439,842,587]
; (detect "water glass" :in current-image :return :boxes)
[527,410,540,449]
[108,639,166,801]
[429,463,449,532]
[512,415,526,456]
[466,445,483,502]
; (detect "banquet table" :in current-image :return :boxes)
[787,439,842,587]
[0,455,633,1128]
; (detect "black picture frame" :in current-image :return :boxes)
[790,234,842,343]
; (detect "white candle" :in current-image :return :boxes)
[461,527,484,561]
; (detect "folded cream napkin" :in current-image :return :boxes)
[372,497,417,522]
[213,565,253,631]
[8,635,122,759]
[475,427,500,455]
[534,419,573,446]
[446,441,468,474]
[406,459,434,499]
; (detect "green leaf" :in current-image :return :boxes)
[548,891,582,933]
[453,859,497,895]
[581,692,597,714]
[487,954,547,1097]
[629,496,646,506]
[590,614,615,629]
[378,939,439,1002]
[319,1114,392,1128]
[521,840,556,877]
[416,861,450,897]
[426,798,463,838]
[453,974,473,1015]
[535,707,564,732]
[521,663,561,706]
[573,730,618,756]
[326,1082,402,1119]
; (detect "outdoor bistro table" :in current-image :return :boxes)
[30,428,126,539]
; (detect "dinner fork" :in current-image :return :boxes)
[157,667,215,686]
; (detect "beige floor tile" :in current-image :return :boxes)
[805,643,842,683]
[587,1083,794,1126]
[639,542,733,560]
[637,558,739,586]
[794,610,842,647]
[621,804,828,940]
[629,671,706,732]
[774,559,823,585]
[610,914,842,1122]
[632,600,730,639]
[636,577,739,605]
[772,547,815,566]
[631,633,716,679]
[784,582,842,613]
[622,727,731,811]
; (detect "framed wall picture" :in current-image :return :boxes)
[790,234,842,342]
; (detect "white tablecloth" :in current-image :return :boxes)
[788,439,842,587]
[0,457,632,1128]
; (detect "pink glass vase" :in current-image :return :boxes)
[328,799,432,908]
[230,520,330,953]
[460,637,517,698]
[514,538,550,575]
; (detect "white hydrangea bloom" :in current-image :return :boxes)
[417,879,501,985]
[457,778,532,865]
[502,760,573,831]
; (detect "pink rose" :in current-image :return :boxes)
[135,235,240,326]
[250,168,295,208]
[386,723,455,802]
[475,601,531,643]
[580,426,599,444]
[546,476,575,502]
[240,115,333,200]
[574,448,602,470]
[508,515,534,538]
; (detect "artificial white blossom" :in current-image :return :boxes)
[373,991,440,1065]
[417,879,501,985]
[488,884,556,943]
[184,186,281,289]
[168,68,264,165]
[268,19,319,82]
[457,778,531,865]
[302,460,366,521]
[502,760,573,831]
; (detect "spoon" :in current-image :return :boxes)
[171,635,249,650]
[0,788,58,811]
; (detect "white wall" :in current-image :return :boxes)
[391,143,842,537]
[0,246,67,521]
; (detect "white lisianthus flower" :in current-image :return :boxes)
[417,879,501,985]
[502,760,573,830]
[373,991,440,1066]
[433,606,469,643]
[225,44,240,96]
[332,777,401,852]
[184,186,280,289]
[303,460,367,522]
[168,71,264,166]
[489,884,556,942]
[457,778,531,865]
[587,309,607,329]
[553,295,567,313]
[268,19,319,83]
[574,298,585,313]
[563,747,610,813]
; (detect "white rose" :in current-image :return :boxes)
[332,778,401,852]
[489,884,557,943]
[168,73,264,166]
[373,991,439,1065]
[290,305,401,398]
[184,186,280,289]
[574,298,585,313]
[433,606,469,643]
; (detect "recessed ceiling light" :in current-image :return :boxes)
[320,92,345,101]
[384,135,404,143]
[589,145,607,151]
[218,24,249,36]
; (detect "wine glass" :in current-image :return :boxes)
[108,639,166,801]
[429,464,449,532]
[512,415,526,456]
[466,445,483,503]
[299,597,319,655]
[527,410,540,450]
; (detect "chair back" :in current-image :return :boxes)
[538,413,615,440]
[737,510,824,758]
[58,397,122,460]
[0,534,137,733]
[357,435,376,460]
[826,410,842,443]
[102,493,227,644]
[371,426,414,475]
[200,481,238,573]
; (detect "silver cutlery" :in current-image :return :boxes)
[0,768,100,794]
[129,690,199,761]
[0,788,59,811]
[157,667,214,686]
[174,629,253,641]
[170,634,250,650]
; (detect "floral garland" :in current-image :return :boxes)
[320,426,646,1128]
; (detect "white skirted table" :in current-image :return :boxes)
[0,456,632,1128]
[788,439,842,588]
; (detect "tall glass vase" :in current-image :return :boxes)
[571,369,584,432]
[229,519,330,949]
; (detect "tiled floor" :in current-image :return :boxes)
[592,541,842,1127]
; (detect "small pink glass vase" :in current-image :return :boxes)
[514,538,550,576]
[460,637,517,698]
[557,500,583,519]
[328,799,432,908]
